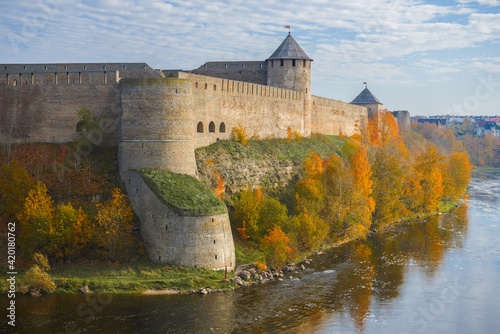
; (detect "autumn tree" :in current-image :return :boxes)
[205,159,225,199]
[0,161,34,226]
[53,203,91,262]
[290,212,328,251]
[349,145,375,232]
[233,187,264,240]
[232,124,248,146]
[17,182,58,259]
[294,151,326,215]
[413,144,444,212]
[370,113,408,228]
[95,188,134,260]
[442,152,473,202]
[260,226,294,268]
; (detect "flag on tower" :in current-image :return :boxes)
[284,25,291,33]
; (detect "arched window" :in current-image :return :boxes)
[197,121,204,133]
[219,122,226,133]
[209,121,215,133]
[76,121,86,133]
[12,80,17,86]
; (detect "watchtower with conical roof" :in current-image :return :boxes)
[350,86,383,119]
[267,33,313,95]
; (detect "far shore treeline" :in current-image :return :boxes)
[0,108,493,294]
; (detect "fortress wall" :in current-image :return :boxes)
[119,78,198,177]
[177,72,305,149]
[0,81,121,145]
[125,170,235,270]
[191,61,267,85]
[311,95,367,136]
[0,70,119,86]
[0,63,159,81]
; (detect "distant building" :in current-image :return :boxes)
[478,121,500,137]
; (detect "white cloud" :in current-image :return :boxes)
[0,0,499,115]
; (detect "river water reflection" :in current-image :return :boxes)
[3,172,500,333]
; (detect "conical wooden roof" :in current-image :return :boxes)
[268,33,313,61]
[351,87,382,104]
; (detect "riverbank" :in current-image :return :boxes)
[0,261,237,295]
[0,198,463,296]
[473,166,500,172]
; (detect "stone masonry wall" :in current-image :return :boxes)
[176,72,307,149]
[311,95,367,136]
[0,80,121,145]
[191,61,267,85]
[125,170,235,270]
[0,63,160,146]
[119,78,198,178]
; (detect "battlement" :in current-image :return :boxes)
[0,63,160,86]
[177,72,302,101]
[191,61,267,86]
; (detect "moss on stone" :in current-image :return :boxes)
[136,169,227,216]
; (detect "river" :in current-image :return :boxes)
[3,172,500,333]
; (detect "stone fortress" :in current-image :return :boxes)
[0,33,409,270]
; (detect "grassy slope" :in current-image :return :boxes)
[195,134,344,190]
[136,169,227,216]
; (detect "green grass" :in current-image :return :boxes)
[0,261,236,294]
[136,169,227,216]
[196,133,343,166]
[473,166,500,172]
[234,241,265,266]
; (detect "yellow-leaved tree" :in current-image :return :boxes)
[442,152,473,202]
[413,145,444,212]
[18,182,56,259]
[0,161,34,228]
[95,188,134,260]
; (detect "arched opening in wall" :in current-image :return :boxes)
[195,82,198,88]
[209,121,215,133]
[197,122,204,133]
[280,59,284,66]
[219,122,226,133]
[292,59,296,67]
[76,121,87,133]
[12,80,17,86]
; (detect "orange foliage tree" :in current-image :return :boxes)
[260,226,294,268]
[232,124,248,146]
[205,159,225,199]
[370,112,408,228]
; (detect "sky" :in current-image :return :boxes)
[0,0,499,116]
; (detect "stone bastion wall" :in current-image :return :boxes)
[125,170,235,270]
